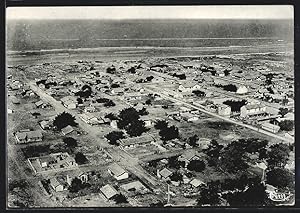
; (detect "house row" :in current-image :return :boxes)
[157,167,206,188]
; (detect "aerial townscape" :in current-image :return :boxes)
[6,7,294,208]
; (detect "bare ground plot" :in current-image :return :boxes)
[175,117,282,145]
[125,144,160,158]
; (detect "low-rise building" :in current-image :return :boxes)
[61,96,77,109]
[157,168,173,181]
[217,104,231,117]
[240,104,267,118]
[39,120,53,130]
[119,135,154,149]
[261,122,280,133]
[15,130,43,144]
[189,178,206,188]
[108,163,129,181]
[61,125,74,135]
[100,184,118,200]
[49,177,65,192]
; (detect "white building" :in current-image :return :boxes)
[108,163,129,181]
[240,104,266,118]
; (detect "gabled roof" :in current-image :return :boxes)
[190,178,205,187]
[15,132,27,140]
[27,130,43,139]
[35,100,44,106]
[49,177,63,188]
[100,184,118,199]
[159,168,173,178]
[108,163,127,177]
[180,150,200,161]
[61,125,74,135]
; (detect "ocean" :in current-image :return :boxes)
[6,19,293,51]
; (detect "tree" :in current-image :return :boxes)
[159,125,179,141]
[278,108,289,118]
[96,98,110,103]
[145,99,152,105]
[53,112,77,131]
[112,194,128,204]
[223,100,247,112]
[170,172,183,182]
[69,177,84,193]
[107,66,116,74]
[105,113,118,121]
[267,143,290,168]
[219,141,250,173]
[168,156,184,169]
[104,100,116,107]
[225,182,268,206]
[192,90,206,97]
[187,160,206,172]
[138,107,149,116]
[188,134,199,147]
[127,67,136,74]
[125,119,148,137]
[266,168,294,189]
[63,137,78,147]
[203,140,223,166]
[117,107,140,129]
[146,76,154,82]
[154,120,168,130]
[278,120,294,131]
[111,83,120,88]
[105,131,125,146]
[75,152,88,165]
[197,185,221,206]
[75,85,92,98]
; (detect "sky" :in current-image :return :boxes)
[7,5,293,20]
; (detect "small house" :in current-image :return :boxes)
[61,96,77,109]
[178,150,203,167]
[27,130,43,142]
[39,120,53,130]
[61,125,74,135]
[49,177,65,192]
[240,104,266,118]
[100,184,118,200]
[110,120,118,129]
[157,168,173,180]
[84,106,96,113]
[261,122,280,133]
[190,178,206,188]
[15,130,43,144]
[119,135,154,149]
[217,104,231,117]
[108,163,129,181]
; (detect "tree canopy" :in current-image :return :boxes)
[117,107,148,137]
[63,137,78,147]
[187,160,206,172]
[105,131,125,146]
[53,112,78,131]
[267,143,290,168]
[75,152,88,165]
[266,168,294,189]
[278,120,294,131]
